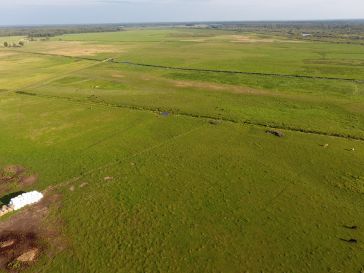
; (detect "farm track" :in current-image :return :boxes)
[15,90,364,142]
[5,49,364,84]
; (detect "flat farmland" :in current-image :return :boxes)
[0,28,363,273]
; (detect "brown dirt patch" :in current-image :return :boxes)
[16,248,38,262]
[19,176,38,187]
[2,166,25,177]
[0,166,26,189]
[0,192,64,272]
[0,165,37,193]
[112,74,125,78]
[0,232,40,271]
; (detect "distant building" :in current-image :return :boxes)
[302,33,312,37]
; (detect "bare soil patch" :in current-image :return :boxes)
[0,232,40,271]
[0,166,26,190]
[0,165,37,191]
[112,74,125,79]
[0,192,63,272]
[16,248,39,262]
[19,175,38,187]
[2,166,25,178]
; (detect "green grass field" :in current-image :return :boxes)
[0,28,363,273]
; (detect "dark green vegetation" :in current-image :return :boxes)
[211,20,364,45]
[0,26,363,273]
[0,24,123,38]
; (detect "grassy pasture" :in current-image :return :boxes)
[0,93,363,273]
[57,29,364,79]
[28,62,364,139]
[0,28,363,273]
[0,52,95,90]
[116,41,364,80]
[55,29,233,42]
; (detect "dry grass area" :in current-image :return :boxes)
[30,41,122,57]
[0,52,17,58]
[230,35,275,43]
[173,79,268,95]
[179,39,207,42]
[111,73,126,78]
[220,35,302,43]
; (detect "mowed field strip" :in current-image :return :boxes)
[0,28,363,273]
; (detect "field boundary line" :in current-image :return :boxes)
[15,91,364,142]
[4,49,363,84]
[117,61,364,83]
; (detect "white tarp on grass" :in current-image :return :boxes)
[9,191,43,210]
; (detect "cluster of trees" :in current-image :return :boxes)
[3,41,25,48]
[0,24,124,38]
[203,20,364,44]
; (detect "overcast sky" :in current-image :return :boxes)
[0,0,363,26]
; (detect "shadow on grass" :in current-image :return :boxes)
[0,191,26,205]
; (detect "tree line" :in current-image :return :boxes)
[0,24,124,38]
[3,41,25,48]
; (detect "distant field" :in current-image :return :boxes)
[55,29,364,80]
[0,28,363,273]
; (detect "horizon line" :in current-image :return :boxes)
[1,18,364,28]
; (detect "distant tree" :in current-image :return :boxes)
[3,41,8,47]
